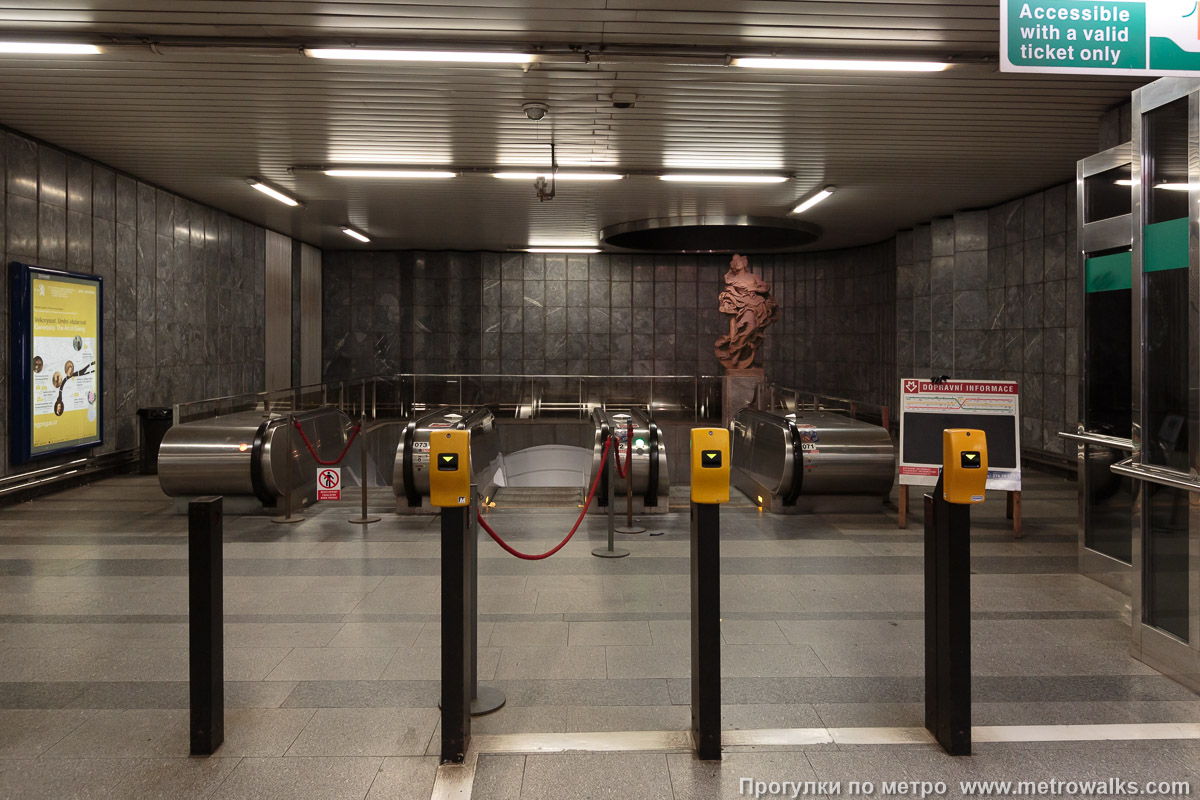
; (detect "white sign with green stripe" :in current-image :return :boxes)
[1002,1,1200,76]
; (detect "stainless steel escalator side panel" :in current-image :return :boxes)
[158,407,355,510]
[588,406,670,512]
[789,411,895,496]
[731,409,894,511]
[157,411,265,498]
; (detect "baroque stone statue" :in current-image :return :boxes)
[714,254,778,370]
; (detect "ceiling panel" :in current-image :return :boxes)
[0,1,1145,251]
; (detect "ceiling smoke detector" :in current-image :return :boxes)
[522,102,549,121]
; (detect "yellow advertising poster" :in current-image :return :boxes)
[29,273,100,454]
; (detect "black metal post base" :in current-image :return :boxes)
[690,501,722,761]
[189,496,224,756]
[440,505,472,764]
[924,477,972,756]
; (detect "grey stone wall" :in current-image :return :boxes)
[322,244,896,411]
[760,242,896,410]
[1099,103,1133,150]
[895,185,1080,458]
[2,127,266,477]
[323,251,727,380]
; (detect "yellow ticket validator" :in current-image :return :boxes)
[690,427,730,504]
[942,428,987,505]
[429,430,471,508]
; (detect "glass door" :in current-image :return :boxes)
[1070,145,1134,592]
[1125,79,1200,693]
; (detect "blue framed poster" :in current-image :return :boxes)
[10,262,104,465]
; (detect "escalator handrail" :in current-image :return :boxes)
[401,421,421,508]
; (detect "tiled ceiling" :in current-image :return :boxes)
[0,1,1146,251]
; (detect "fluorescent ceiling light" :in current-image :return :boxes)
[1155,182,1190,192]
[494,172,625,181]
[1114,179,1136,186]
[341,226,370,243]
[733,57,948,72]
[660,174,789,184]
[0,42,100,55]
[526,247,601,254]
[791,185,836,215]
[246,178,300,207]
[324,169,458,178]
[305,48,532,64]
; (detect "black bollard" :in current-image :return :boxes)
[689,427,730,762]
[188,496,224,756]
[440,503,472,763]
[924,429,987,756]
[690,500,722,761]
[431,430,473,764]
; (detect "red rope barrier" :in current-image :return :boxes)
[292,419,361,466]
[614,422,633,479]
[476,436,614,561]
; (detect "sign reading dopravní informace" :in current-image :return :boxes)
[898,379,1022,492]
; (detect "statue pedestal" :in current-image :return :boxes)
[722,368,765,427]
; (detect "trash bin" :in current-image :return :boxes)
[137,407,173,475]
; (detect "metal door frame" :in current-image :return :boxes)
[1128,78,1200,692]
[1073,143,1134,593]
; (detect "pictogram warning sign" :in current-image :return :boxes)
[317,467,341,501]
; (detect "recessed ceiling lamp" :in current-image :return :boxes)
[245,177,301,207]
[304,48,533,64]
[324,169,458,178]
[495,172,625,181]
[733,57,948,72]
[341,226,371,243]
[660,174,789,184]
[791,185,836,215]
[0,42,100,55]
[526,244,601,253]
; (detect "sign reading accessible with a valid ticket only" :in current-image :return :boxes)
[1002,1,1200,77]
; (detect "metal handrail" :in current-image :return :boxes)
[1109,457,1200,492]
[1058,431,1135,451]
[766,383,891,430]
[173,372,726,426]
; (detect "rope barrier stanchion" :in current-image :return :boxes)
[272,414,303,525]
[475,437,617,561]
[616,421,645,535]
[593,436,630,559]
[349,413,381,526]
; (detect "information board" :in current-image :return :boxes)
[10,262,103,464]
[1001,1,1200,77]
[898,379,1022,492]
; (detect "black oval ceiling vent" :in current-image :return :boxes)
[601,215,821,254]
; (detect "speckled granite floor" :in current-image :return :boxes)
[0,470,1194,799]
